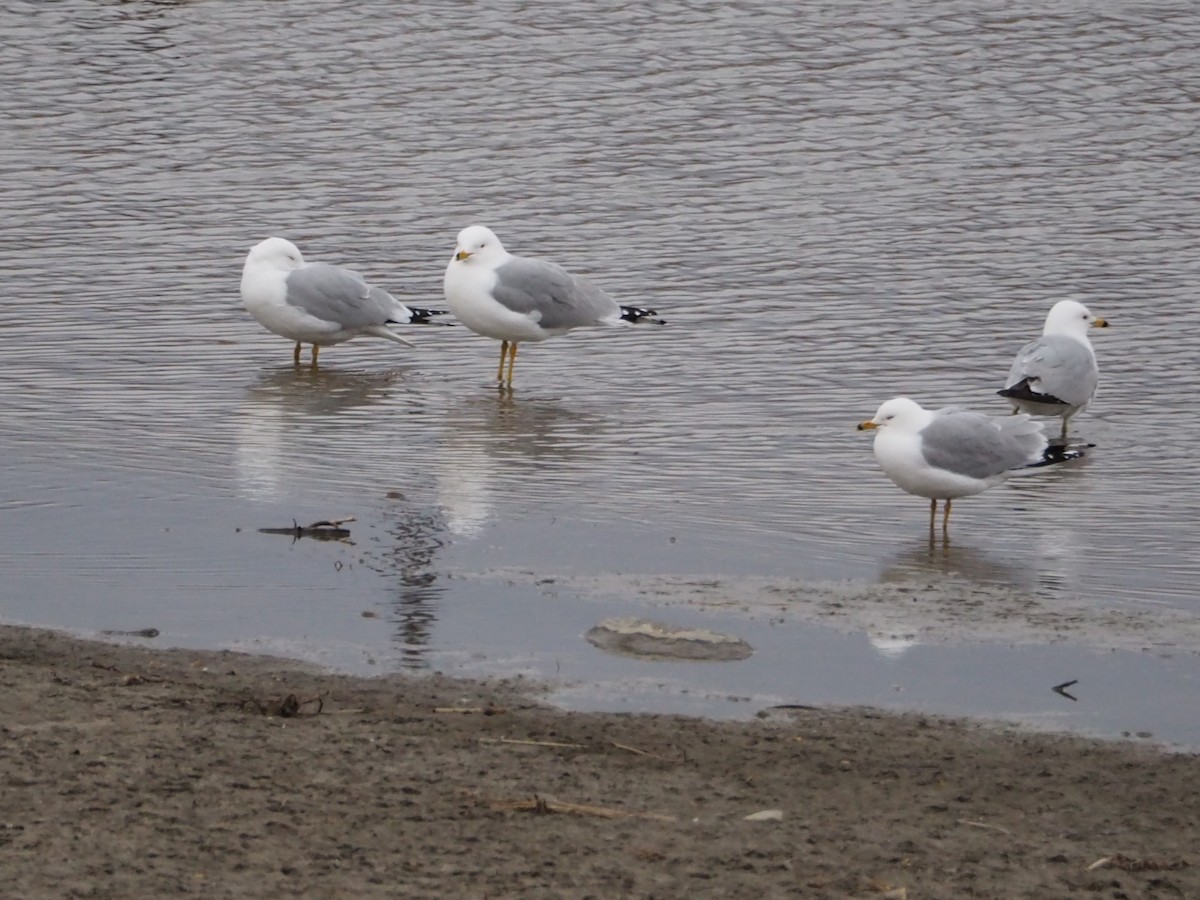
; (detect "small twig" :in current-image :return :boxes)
[258,517,356,542]
[278,693,324,717]
[239,693,324,717]
[610,740,672,761]
[100,628,160,638]
[305,516,356,528]
[120,673,168,686]
[957,819,1013,836]
[88,662,173,685]
[484,794,675,822]
[865,879,908,898]
[1087,854,1190,872]
[478,736,583,749]
[1052,679,1079,701]
[433,706,508,716]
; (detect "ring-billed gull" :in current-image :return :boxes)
[998,299,1109,439]
[443,225,665,388]
[241,237,450,367]
[857,397,1083,531]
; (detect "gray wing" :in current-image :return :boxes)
[491,256,620,331]
[920,410,1040,480]
[1005,334,1097,406]
[285,263,402,328]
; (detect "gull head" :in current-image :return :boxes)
[246,237,304,272]
[1043,299,1108,338]
[452,225,506,264]
[858,397,928,432]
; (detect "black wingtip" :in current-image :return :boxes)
[619,305,666,325]
[402,307,455,326]
[998,379,1067,406]
[1026,444,1087,469]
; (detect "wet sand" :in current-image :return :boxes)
[1,623,1195,899]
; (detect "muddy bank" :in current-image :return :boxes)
[0,624,1195,899]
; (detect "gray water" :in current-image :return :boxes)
[3,1,1199,745]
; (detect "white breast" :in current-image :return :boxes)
[241,265,342,344]
[874,430,995,500]
[444,261,550,342]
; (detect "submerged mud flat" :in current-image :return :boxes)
[486,569,1200,657]
[585,617,756,661]
[2,623,1198,899]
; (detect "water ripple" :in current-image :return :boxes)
[1,0,1198,636]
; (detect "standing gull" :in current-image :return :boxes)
[443,225,665,387]
[998,299,1109,439]
[241,237,449,366]
[858,397,1083,532]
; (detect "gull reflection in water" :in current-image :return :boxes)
[235,365,449,670]
[369,506,446,671]
[866,487,1094,660]
[880,536,1034,588]
[432,393,605,538]
[371,394,604,667]
[867,630,920,661]
[864,538,1038,660]
[234,366,406,501]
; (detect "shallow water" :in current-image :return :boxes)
[3,1,1200,745]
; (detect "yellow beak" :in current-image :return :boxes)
[455,249,472,261]
[857,420,878,431]
[1092,317,1109,328]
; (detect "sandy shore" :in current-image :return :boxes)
[1,623,1195,899]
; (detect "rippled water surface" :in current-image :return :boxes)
[3,1,1199,744]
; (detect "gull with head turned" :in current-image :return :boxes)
[999,299,1109,439]
[240,237,449,367]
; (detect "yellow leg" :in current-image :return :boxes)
[293,342,302,365]
[496,340,509,383]
[505,342,518,386]
[943,498,952,533]
[311,344,320,368]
